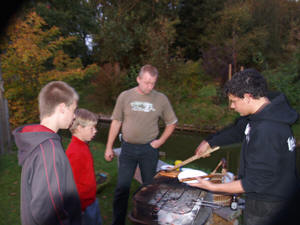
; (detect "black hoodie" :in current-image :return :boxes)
[13,124,82,225]
[208,93,299,201]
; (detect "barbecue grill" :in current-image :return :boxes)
[129,175,213,225]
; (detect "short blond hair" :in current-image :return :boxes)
[38,81,79,120]
[69,108,99,133]
[138,64,158,78]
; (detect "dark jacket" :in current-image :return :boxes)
[13,124,82,225]
[208,93,299,201]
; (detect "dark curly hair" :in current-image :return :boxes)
[224,68,268,99]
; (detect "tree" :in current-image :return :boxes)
[0,11,99,128]
[0,60,12,154]
[93,0,179,70]
[263,51,300,111]
[34,0,100,66]
[89,62,127,111]
[200,0,268,82]
[174,0,225,60]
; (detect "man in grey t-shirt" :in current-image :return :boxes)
[105,64,177,225]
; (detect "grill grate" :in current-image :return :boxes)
[130,175,212,225]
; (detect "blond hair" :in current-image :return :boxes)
[69,108,99,133]
[38,81,79,120]
[138,64,158,78]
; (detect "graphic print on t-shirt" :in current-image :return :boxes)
[130,101,156,112]
[287,136,296,152]
[244,123,251,143]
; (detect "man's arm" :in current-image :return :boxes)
[104,120,122,161]
[189,178,245,194]
[150,123,176,149]
[195,116,248,156]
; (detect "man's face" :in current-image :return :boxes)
[136,72,157,95]
[228,94,251,116]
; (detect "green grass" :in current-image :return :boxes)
[0,138,140,225]
[292,120,300,142]
[0,152,21,225]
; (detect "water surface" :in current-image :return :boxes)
[96,123,242,174]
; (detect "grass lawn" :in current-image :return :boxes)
[0,137,140,225]
[0,152,21,225]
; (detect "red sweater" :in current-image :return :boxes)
[66,136,97,211]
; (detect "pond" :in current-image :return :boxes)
[95,122,300,175]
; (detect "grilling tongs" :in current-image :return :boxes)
[168,146,220,171]
[158,146,220,178]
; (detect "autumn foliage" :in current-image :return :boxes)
[90,62,127,108]
[0,12,99,128]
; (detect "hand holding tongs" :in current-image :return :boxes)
[168,146,220,171]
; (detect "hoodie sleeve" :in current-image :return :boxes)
[207,116,248,147]
[30,139,75,225]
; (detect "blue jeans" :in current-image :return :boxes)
[112,141,159,225]
[82,198,102,225]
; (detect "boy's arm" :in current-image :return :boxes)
[189,178,245,194]
[105,120,122,161]
[31,140,74,225]
[207,116,248,147]
[195,116,248,156]
[67,151,86,193]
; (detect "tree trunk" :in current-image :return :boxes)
[0,61,12,154]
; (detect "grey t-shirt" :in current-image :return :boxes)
[112,88,177,144]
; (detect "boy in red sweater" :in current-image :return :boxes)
[66,108,102,225]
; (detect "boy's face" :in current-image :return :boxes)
[61,101,77,129]
[228,94,251,116]
[76,124,97,142]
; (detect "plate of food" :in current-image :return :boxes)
[178,169,208,184]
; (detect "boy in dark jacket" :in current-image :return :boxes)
[66,108,102,225]
[13,81,82,225]
[191,69,299,225]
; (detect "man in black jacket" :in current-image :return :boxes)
[191,69,299,225]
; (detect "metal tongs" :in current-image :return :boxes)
[193,197,223,209]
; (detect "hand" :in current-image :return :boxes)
[104,148,114,161]
[195,140,211,157]
[188,177,215,191]
[150,139,163,149]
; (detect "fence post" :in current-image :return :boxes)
[228,64,232,80]
[0,60,12,154]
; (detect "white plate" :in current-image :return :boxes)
[177,169,208,184]
[160,164,174,170]
[181,168,199,172]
